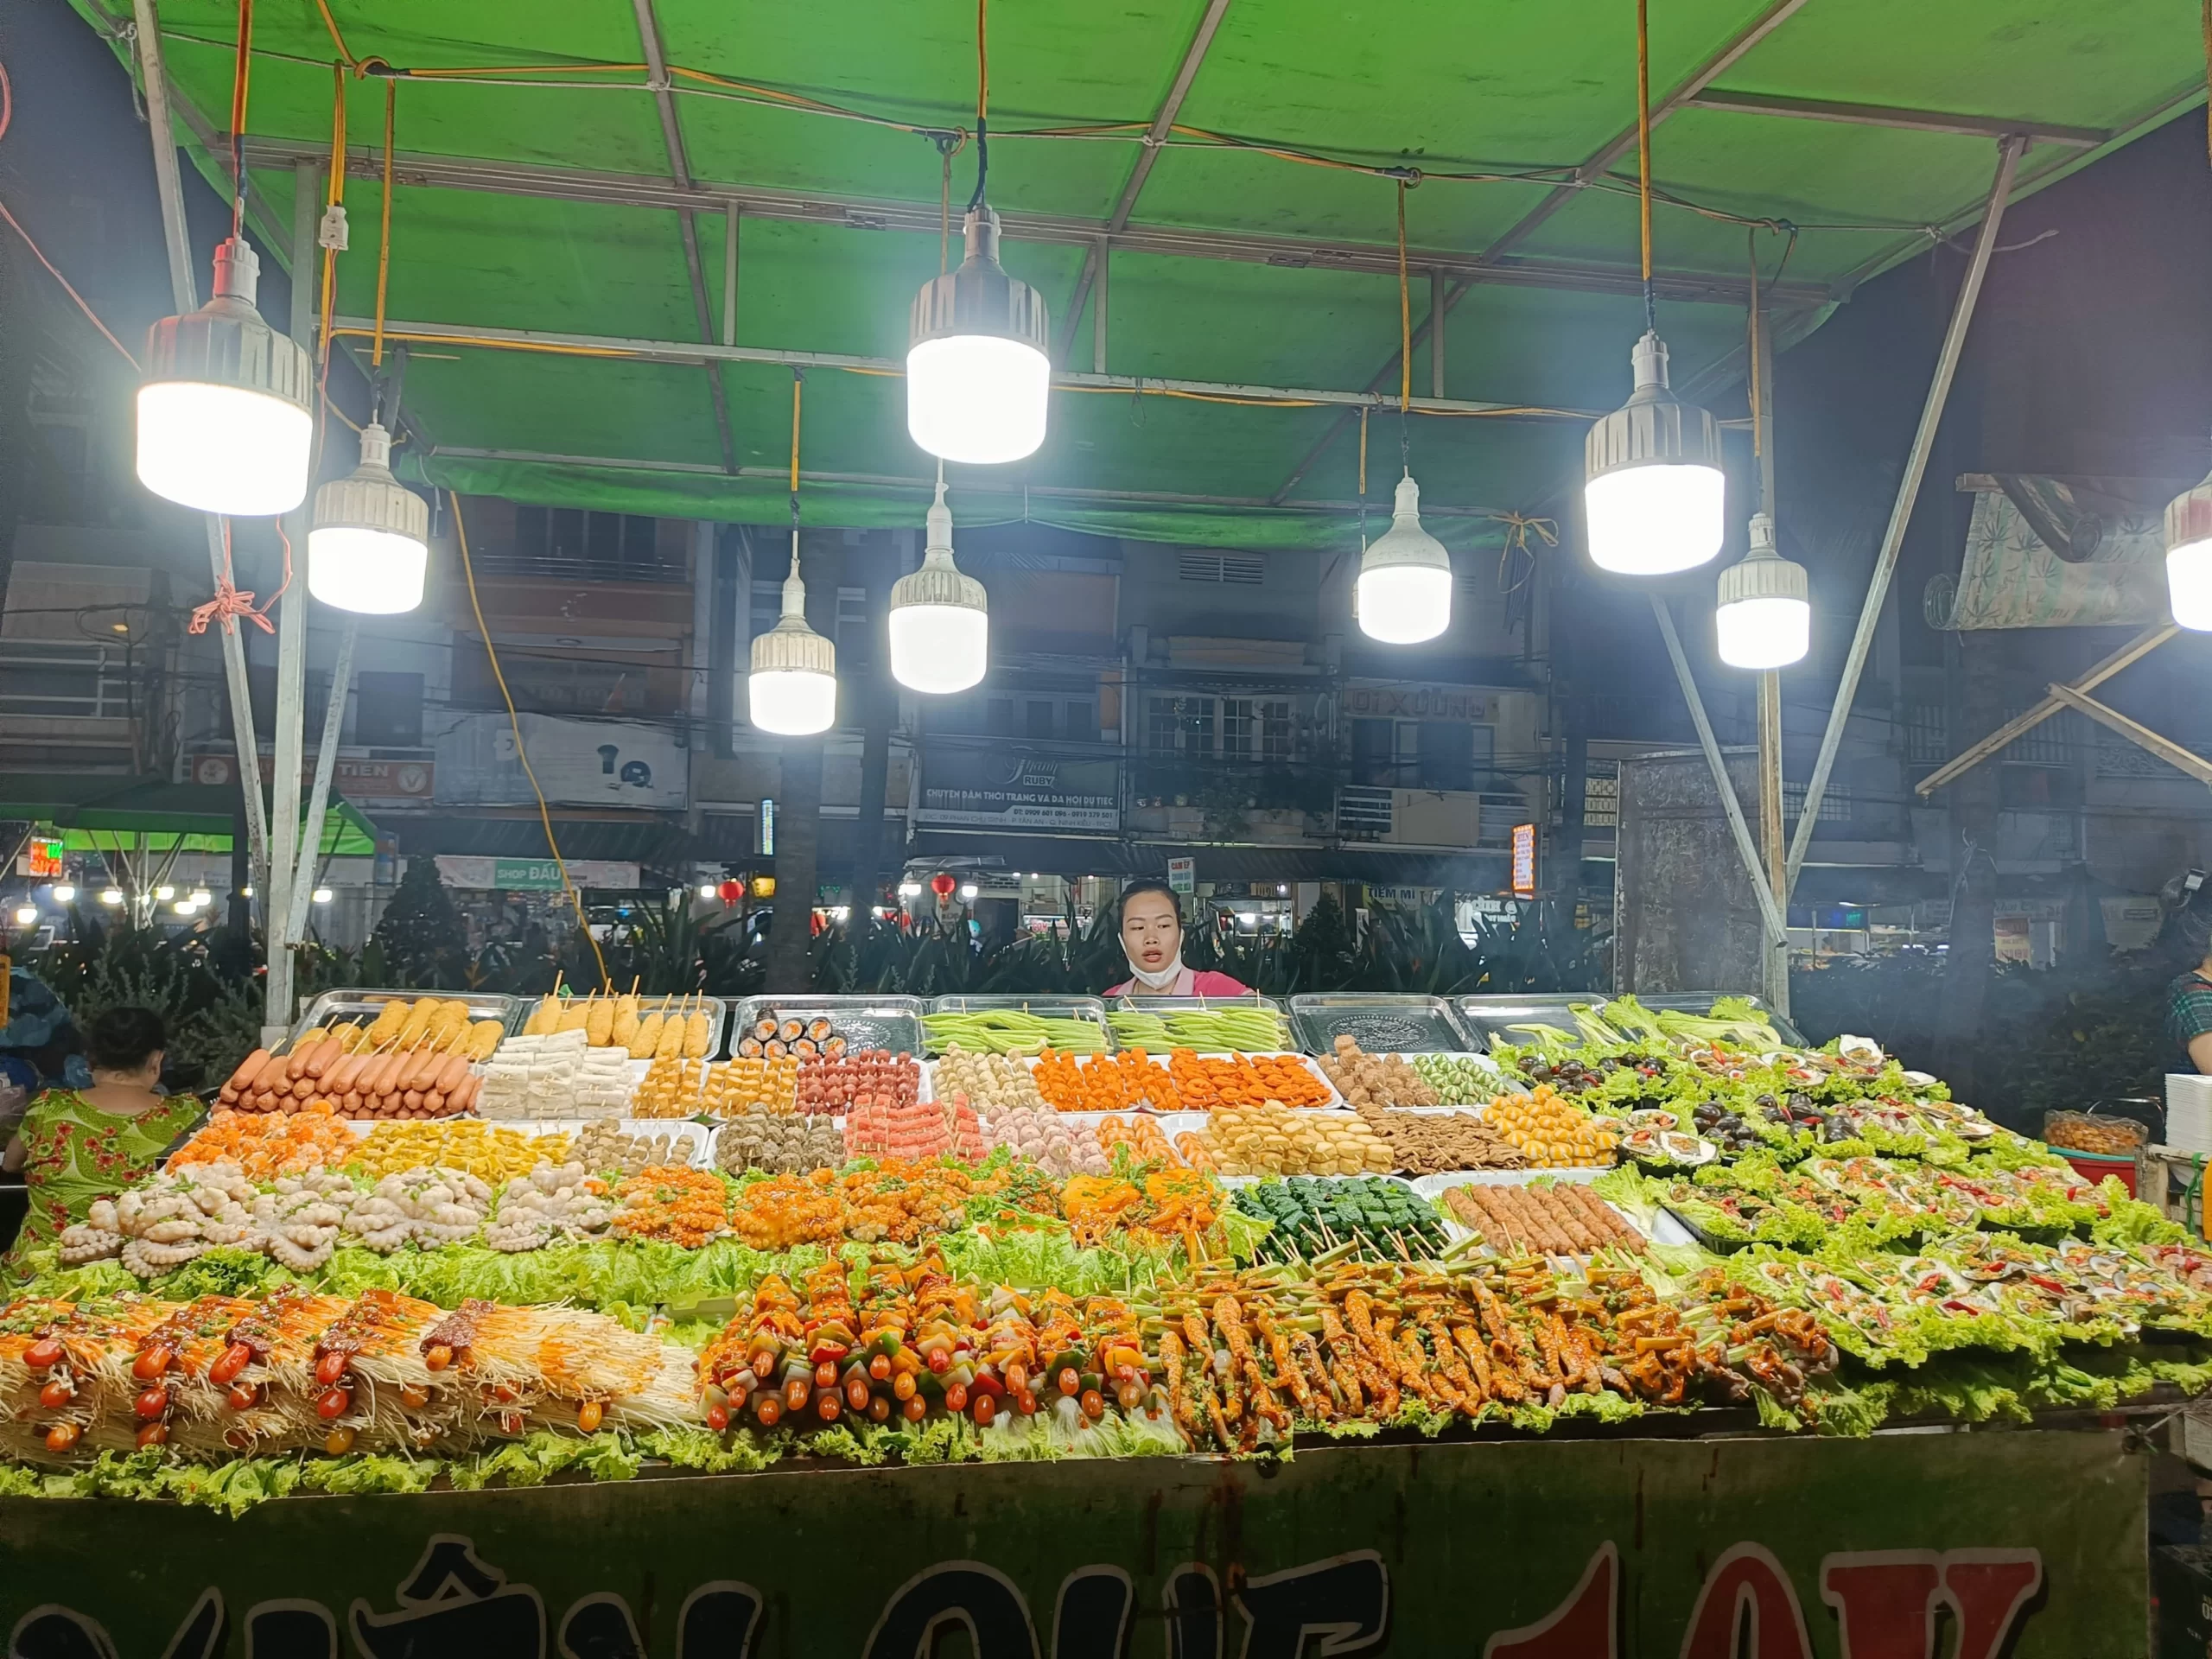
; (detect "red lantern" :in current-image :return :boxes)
[929,872,957,899]
[717,879,744,907]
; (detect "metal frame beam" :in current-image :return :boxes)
[1913,623,2177,796]
[629,0,737,473]
[421,442,1523,518]
[1689,88,2106,147]
[236,135,1827,310]
[1057,0,1235,363]
[328,309,1595,421]
[1265,0,1811,504]
[1784,136,2026,893]
[2049,683,2212,786]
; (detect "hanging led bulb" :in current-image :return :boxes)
[888,471,988,692]
[1585,331,1727,575]
[1582,0,1726,576]
[2164,466,2212,631]
[1357,473,1452,644]
[748,563,837,735]
[1715,512,1809,669]
[309,422,429,613]
[907,209,1050,465]
[137,238,315,516]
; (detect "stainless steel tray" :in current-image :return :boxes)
[1107,994,1290,1052]
[1287,994,1473,1056]
[512,992,730,1062]
[732,995,926,1057]
[1455,994,1808,1052]
[283,989,524,1053]
[925,995,1113,1052]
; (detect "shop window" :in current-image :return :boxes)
[987,697,1015,735]
[836,587,870,664]
[1176,551,1265,586]
[1418,721,1474,791]
[1026,700,1056,739]
[1223,697,1294,763]
[1066,700,1096,742]
[356,672,424,748]
[1147,696,1217,756]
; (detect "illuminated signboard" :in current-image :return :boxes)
[1510,823,1537,898]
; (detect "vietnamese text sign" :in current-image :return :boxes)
[0,1433,2145,1657]
[433,856,642,892]
[432,715,688,810]
[1344,683,1496,722]
[919,746,1119,831]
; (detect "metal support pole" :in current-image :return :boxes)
[1785,135,2024,894]
[721,205,738,347]
[285,618,356,950]
[1092,238,1109,375]
[1651,597,1789,950]
[263,158,321,1040]
[1428,266,1446,397]
[1751,286,1788,1013]
[1915,622,2177,795]
[130,0,271,900]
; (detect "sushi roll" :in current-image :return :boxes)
[808,1018,833,1042]
[793,1039,818,1058]
[766,1039,789,1058]
[823,1036,848,1058]
[738,1037,764,1058]
[753,1018,779,1040]
[779,1019,804,1042]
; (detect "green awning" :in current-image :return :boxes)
[67,0,2206,543]
[0,776,378,858]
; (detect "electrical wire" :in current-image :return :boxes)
[1634,0,1655,334]
[228,0,252,237]
[965,0,989,213]
[373,77,395,371]
[452,490,613,988]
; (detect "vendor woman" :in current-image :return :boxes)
[1105,879,1252,998]
[2167,887,2212,1073]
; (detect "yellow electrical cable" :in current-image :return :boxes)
[1357,406,1368,495]
[1395,178,1412,414]
[1636,0,1654,297]
[312,0,357,70]
[317,60,344,367]
[228,0,252,238]
[790,371,803,496]
[452,493,612,989]
[373,78,394,365]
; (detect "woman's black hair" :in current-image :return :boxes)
[84,1007,167,1074]
[1117,878,1183,925]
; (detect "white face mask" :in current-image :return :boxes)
[1126,953,1185,992]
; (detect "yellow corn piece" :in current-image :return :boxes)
[394,999,437,1048]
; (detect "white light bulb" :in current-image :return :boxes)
[99,887,124,906]
[172,899,195,916]
[12,905,37,926]
[747,669,837,736]
[188,888,212,907]
[50,885,75,904]
[136,238,314,516]
[312,887,334,905]
[137,383,314,517]
[241,885,254,898]
[309,526,428,614]
[2169,537,2212,631]
[1356,473,1453,644]
[699,884,718,899]
[1716,594,1810,670]
[889,605,989,694]
[906,336,1050,465]
[1584,331,1727,575]
[959,883,979,900]
[155,885,175,901]
[898,881,923,898]
[1585,464,1728,575]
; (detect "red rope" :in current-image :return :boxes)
[187,519,289,636]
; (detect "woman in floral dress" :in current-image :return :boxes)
[2,1007,204,1279]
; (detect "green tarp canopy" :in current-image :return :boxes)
[69,0,2206,548]
[0,776,378,857]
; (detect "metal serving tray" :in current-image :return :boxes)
[732,995,926,1058]
[283,989,524,1053]
[926,995,1114,1052]
[1454,993,1808,1052]
[1286,993,1473,1056]
[1106,994,1290,1052]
